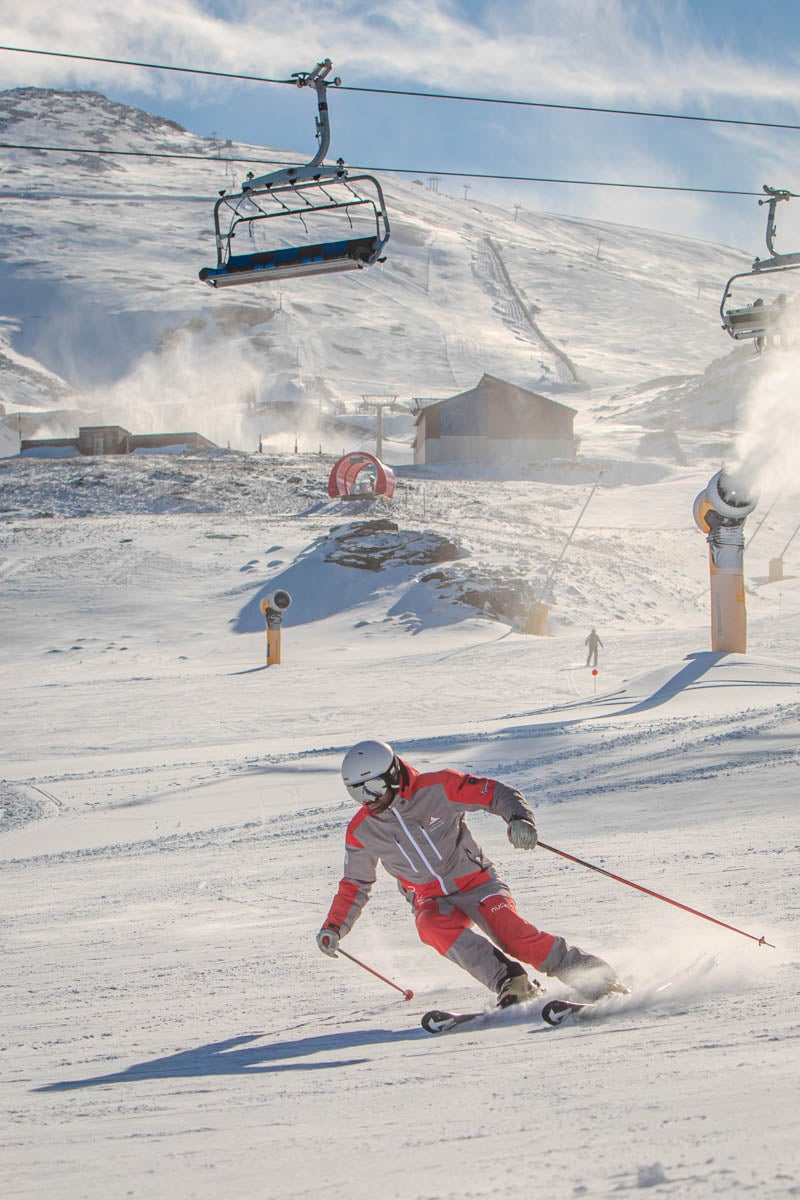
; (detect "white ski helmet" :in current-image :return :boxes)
[342,740,399,806]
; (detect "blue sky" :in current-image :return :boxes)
[3,0,800,250]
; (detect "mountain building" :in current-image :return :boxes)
[20,425,216,456]
[413,375,576,467]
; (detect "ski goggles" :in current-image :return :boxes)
[344,767,398,806]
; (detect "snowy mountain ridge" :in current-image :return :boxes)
[0,86,759,459]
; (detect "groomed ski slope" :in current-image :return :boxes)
[1,453,798,1200]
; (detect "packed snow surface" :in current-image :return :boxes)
[1,85,800,1200]
[1,448,799,1200]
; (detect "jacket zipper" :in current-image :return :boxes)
[393,810,447,892]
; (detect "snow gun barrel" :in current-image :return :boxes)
[538,842,775,948]
[335,947,414,1000]
[693,469,759,653]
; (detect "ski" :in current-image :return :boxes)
[421,984,547,1034]
[421,997,608,1034]
[541,998,589,1025]
[422,987,646,1034]
[421,999,548,1034]
[421,1008,485,1034]
[541,985,668,1026]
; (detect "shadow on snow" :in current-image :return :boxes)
[35,1026,426,1092]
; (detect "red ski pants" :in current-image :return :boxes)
[415,889,556,971]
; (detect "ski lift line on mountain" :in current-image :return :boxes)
[720,184,800,349]
[198,59,390,288]
[327,453,396,500]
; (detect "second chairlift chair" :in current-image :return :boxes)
[720,185,800,349]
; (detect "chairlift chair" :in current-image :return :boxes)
[199,59,390,288]
[720,185,800,346]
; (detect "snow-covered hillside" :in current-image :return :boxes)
[2,85,799,1200]
[0,336,73,450]
[0,86,759,458]
[1,450,799,1199]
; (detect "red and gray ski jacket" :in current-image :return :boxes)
[324,762,535,936]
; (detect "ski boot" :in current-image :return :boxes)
[497,969,542,1009]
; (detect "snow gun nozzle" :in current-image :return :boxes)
[705,469,759,521]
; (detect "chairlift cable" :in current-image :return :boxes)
[0,139,774,199]
[3,43,800,135]
[0,139,289,165]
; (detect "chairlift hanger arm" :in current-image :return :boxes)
[753,183,800,269]
[243,58,342,192]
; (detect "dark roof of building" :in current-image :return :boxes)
[413,374,577,425]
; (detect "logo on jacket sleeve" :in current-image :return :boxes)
[466,775,491,793]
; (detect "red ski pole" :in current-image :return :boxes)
[538,841,775,948]
[336,947,415,1000]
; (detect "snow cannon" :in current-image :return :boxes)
[260,590,292,665]
[265,590,292,615]
[693,470,758,653]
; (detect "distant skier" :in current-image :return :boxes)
[317,741,625,1007]
[585,627,603,668]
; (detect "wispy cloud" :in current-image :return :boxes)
[2,1,798,248]
[3,0,799,110]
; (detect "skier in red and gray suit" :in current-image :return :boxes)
[317,740,625,1007]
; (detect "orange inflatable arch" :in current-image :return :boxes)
[327,451,396,499]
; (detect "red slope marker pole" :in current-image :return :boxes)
[538,841,775,948]
[336,947,414,1000]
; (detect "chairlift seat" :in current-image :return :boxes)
[722,298,784,340]
[200,235,382,288]
[723,307,769,339]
